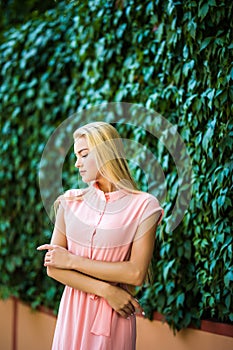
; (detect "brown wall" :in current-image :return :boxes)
[0,298,13,350]
[0,298,56,350]
[0,298,232,350]
[136,317,233,350]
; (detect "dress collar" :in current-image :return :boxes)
[91,182,128,202]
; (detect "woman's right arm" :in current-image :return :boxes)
[45,204,107,297]
[39,204,139,318]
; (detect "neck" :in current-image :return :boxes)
[95,179,116,193]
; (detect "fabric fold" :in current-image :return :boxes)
[90,296,113,337]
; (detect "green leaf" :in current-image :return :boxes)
[200,37,212,51]
[198,3,209,20]
[225,294,231,309]
[184,240,192,260]
[187,19,197,39]
[230,66,233,80]
[163,259,176,281]
[224,271,233,288]
[202,120,216,151]
[176,293,185,307]
[183,60,195,77]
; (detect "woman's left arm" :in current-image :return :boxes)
[38,211,161,286]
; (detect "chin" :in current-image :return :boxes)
[82,176,94,183]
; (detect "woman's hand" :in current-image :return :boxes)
[103,284,143,318]
[37,244,73,269]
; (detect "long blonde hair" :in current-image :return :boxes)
[73,121,139,192]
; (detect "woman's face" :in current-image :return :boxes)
[74,136,99,183]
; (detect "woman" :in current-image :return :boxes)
[37,122,163,350]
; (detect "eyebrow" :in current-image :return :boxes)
[74,148,89,155]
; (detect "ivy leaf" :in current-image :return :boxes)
[202,118,216,152]
[183,60,195,77]
[184,240,192,260]
[224,270,233,288]
[187,19,197,39]
[230,66,233,80]
[176,292,185,307]
[200,37,212,51]
[198,3,209,20]
[163,259,175,281]
[225,294,231,309]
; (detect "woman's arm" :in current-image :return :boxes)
[44,222,108,299]
[38,211,161,286]
[37,204,140,317]
[46,266,140,318]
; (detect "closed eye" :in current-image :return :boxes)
[75,153,88,159]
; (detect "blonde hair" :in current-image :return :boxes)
[73,121,139,192]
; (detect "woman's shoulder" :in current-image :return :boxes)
[55,188,85,205]
[132,190,160,204]
[132,190,163,212]
[132,191,164,224]
[63,188,84,198]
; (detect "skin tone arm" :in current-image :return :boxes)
[37,205,140,318]
[38,211,161,287]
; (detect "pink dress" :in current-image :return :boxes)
[52,183,163,350]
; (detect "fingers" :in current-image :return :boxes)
[37,244,54,251]
[118,300,136,319]
[118,306,133,318]
[124,298,144,318]
[37,244,54,266]
[41,251,49,266]
[131,298,140,309]
[123,303,135,315]
[124,301,135,315]
[44,251,51,263]
[113,289,144,318]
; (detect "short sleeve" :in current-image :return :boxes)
[139,195,164,226]
[53,189,83,234]
[133,194,163,242]
[53,202,66,236]
[57,188,83,209]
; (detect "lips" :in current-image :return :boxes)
[79,171,86,176]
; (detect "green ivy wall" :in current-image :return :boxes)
[0,0,232,331]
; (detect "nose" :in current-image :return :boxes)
[75,157,83,168]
